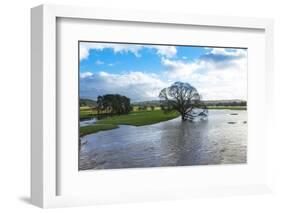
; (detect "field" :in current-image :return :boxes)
[80,106,99,120]
[80,106,162,120]
[80,105,246,120]
[80,109,179,135]
[80,105,246,136]
[97,110,179,126]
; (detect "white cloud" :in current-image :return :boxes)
[191,60,247,100]
[160,48,247,100]
[209,48,247,57]
[95,60,104,65]
[80,43,143,60]
[80,47,247,101]
[154,46,177,58]
[80,71,168,102]
[79,42,177,61]
[80,72,93,79]
[161,58,201,79]
[80,46,90,61]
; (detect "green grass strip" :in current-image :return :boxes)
[80,124,119,136]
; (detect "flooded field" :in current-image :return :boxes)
[79,110,247,170]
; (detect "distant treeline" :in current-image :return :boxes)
[97,94,132,115]
[131,100,247,107]
[80,98,247,109]
[204,100,247,106]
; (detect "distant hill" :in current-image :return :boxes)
[80,98,97,107]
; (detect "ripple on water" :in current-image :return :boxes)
[79,110,247,170]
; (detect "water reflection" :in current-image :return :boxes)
[79,110,247,170]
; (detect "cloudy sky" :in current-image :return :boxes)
[79,42,247,102]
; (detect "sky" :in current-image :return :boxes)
[79,42,247,102]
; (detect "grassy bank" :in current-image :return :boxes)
[80,124,119,136]
[80,110,179,136]
[207,106,247,110]
[97,110,179,126]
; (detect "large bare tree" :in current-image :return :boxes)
[159,82,208,121]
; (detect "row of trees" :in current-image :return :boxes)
[97,94,132,115]
[210,101,247,106]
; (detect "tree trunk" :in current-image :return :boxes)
[181,113,186,121]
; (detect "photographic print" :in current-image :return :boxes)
[79,42,247,170]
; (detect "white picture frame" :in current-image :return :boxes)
[31,4,274,208]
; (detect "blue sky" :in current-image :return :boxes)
[80,42,247,102]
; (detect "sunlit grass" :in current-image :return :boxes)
[80,110,179,136]
[97,110,179,126]
[80,124,119,136]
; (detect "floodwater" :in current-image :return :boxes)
[79,110,247,170]
[80,118,97,127]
